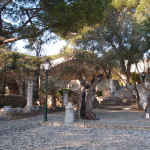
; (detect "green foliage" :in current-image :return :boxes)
[0,0,111,45]
[143,16,150,46]
[59,45,75,59]
[49,54,63,60]
[111,0,150,22]
[74,50,98,64]
[130,72,140,84]
[126,0,139,9]
[135,0,150,22]
[42,0,111,37]
[4,52,22,70]
[0,45,8,53]
[0,50,42,76]
[75,2,149,83]
[58,88,73,96]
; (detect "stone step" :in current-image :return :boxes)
[101,97,122,105]
[98,105,125,110]
[100,98,136,106]
[102,97,121,101]
[101,101,116,105]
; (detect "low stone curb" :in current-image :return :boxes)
[40,121,150,131]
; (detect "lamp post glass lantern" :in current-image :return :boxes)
[42,59,51,121]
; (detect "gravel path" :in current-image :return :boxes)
[0,109,150,150]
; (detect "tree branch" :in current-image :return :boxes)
[0,0,12,11]
[0,26,50,44]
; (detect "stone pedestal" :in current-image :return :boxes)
[64,102,74,123]
[63,90,69,106]
[145,106,150,119]
[145,113,150,119]
[0,106,13,115]
[24,79,33,111]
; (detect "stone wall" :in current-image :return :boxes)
[0,72,27,96]
[96,79,120,97]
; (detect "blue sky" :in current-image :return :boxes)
[15,39,67,56]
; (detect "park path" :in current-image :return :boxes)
[0,109,150,150]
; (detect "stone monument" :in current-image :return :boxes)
[64,102,74,123]
[24,79,33,111]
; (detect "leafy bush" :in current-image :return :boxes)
[0,95,26,108]
[58,88,73,96]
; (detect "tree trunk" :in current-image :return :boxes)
[1,72,6,95]
[103,67,112,79]
[52,95,57,107]
[133,83,142,110]
[120,59,131,84]
[76,92,82,119]
[85,76,102,120]
[76,78,86,119]
[80,91,86,118]
[126,59,131,83]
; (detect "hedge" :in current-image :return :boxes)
[0,95,27,108]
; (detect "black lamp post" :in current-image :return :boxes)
[141,72,145,83]
[42,59,51,121]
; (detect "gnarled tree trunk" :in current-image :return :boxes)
[76,79,86,119]
[85,75,102,120]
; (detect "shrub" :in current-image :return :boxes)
[0,95,27,108]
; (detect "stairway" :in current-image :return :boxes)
[98,95,137,110]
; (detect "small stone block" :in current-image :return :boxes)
[145,113,150,119]
[118,125,126,129]
[47,122,53,126]
[144,126,150,130]
[109,125,116,129]
[95,124,106,128]
[39,121,47,126]
[106,125,113,129]
[78,123,85,127]
[125,125,132,129]
[73,122,80,127]
[137,126,145,130]
[84,123,90,128]
[89,123,95,128]
[63,122,73,126]
[131,125,138,130]
[53,122,62,126]
[114,125,120,129]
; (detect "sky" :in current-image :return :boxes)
[15,39,67,56]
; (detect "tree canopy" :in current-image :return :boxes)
[0,0,111,45]
[75,0,150,83]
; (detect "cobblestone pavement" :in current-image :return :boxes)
[0,109,150,150]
